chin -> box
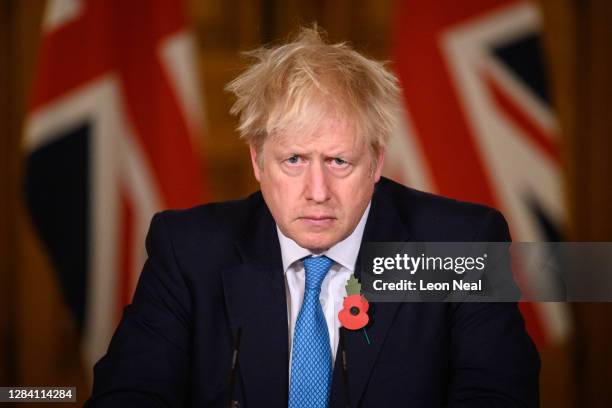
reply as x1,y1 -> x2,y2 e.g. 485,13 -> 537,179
295,234 -> 338,253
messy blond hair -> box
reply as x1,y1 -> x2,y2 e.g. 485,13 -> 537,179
225,26 -> 401,160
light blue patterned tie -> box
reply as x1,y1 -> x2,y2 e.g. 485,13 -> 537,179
289,255 -> 334,408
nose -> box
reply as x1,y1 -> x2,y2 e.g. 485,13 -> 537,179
305,160 -> 331,203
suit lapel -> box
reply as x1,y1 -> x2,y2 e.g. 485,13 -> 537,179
221,198 -> 289,406
330,179 -> 411,407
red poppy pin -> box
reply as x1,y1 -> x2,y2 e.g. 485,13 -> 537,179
339,276 -> 370,333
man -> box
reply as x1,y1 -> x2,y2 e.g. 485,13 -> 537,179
88,27 -> 539,407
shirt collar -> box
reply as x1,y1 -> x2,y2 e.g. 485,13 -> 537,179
276,202 -> 371,274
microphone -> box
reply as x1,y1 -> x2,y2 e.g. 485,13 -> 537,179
228,327 -> 242,408
339,328 -> 351,408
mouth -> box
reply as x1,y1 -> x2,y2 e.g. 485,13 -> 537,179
298,215 -> 336,227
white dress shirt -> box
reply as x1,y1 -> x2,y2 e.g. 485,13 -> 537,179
277,203 -> 371,372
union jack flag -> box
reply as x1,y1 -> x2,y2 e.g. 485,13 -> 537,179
386,0 -> 570,346
24,0 -> 206,370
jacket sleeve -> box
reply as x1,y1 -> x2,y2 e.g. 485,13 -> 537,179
448,209 -> 541,408
86,212 -> 192,407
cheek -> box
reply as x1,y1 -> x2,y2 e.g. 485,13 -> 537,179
261,174 -> 298,217
335,178 -> 374,216
269,176 -> 295,199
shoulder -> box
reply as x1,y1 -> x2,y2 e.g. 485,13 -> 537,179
148,191 -> 266,252
375,177 -> 510,241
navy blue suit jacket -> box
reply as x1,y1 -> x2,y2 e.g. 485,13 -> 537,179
87,177 -> 539,407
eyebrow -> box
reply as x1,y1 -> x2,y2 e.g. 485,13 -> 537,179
272,143 -> 361,159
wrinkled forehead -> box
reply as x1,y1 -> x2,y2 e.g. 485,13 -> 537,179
263,98 -> 372,154
270,113 -> 363,148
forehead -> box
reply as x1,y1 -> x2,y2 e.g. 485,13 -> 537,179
267,114 -> 365,151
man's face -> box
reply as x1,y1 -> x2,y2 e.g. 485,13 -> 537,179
250,115 -> 384,252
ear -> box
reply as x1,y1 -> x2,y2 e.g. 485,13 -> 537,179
249,144 -> 262,182
373,149 -> 385,182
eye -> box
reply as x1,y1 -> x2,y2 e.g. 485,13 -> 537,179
284,155 -> 302,165
280,154 -> 306,176
329,157 -> 350,168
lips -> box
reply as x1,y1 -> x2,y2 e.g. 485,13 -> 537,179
298,215 -> 336,227
298,210 -> 336,219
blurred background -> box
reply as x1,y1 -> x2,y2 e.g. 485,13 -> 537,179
1,0 -> 611,406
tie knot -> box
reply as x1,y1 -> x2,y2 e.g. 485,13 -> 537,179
303,256 -> 333,291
